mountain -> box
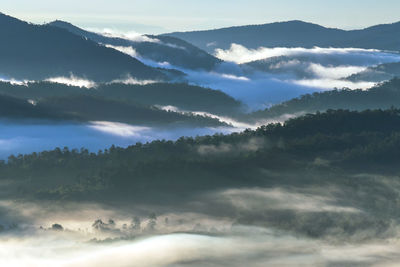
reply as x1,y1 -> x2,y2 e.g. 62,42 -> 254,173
0,13 -> 168,82
48,20 -> 221,70
0,81 -> 243,115
164,20 -> 400,53
245,78 -> 400,121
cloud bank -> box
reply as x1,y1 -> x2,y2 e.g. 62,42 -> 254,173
215,44 -> 400,64
0,120 -> 233,159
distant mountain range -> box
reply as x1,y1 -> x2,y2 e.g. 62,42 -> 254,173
0,13 -> 170,82
164,20 -> 400,53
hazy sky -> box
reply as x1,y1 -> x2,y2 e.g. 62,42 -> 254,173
2,0 -> 400,33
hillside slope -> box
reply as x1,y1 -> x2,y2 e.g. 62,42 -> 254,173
0,13 -> 167,82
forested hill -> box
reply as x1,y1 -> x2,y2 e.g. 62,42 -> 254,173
0,13 -> 168,82
0,81 -> 242,115
0,93 -> 225,127
246,79 -> 400,121
346,62 -> 400,82
2,109 -> 400,204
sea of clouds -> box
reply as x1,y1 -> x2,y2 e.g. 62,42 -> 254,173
106,43 -> 400,110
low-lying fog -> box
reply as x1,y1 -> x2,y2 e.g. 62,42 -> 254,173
110,44 -> 400,110
2,178 -> 400,267
0,120 -> 238,159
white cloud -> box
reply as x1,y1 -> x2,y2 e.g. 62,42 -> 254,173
293,78 -> 376,90
307,63 -> 367,79
104,44 -> 138,57
98,30 -> 185,50
110,75 -> 159,85
45,75 -> 97,88
88,121 -> 151,137
92,28 -> 161,43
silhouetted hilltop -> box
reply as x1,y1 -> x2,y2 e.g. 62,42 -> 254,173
0,81 -> 242,115
246,79 -> 400,121
0,13 -> 168,82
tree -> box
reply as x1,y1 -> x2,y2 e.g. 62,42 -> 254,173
51,224 -> 64,231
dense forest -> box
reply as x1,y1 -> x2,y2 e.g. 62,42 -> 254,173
2,109 -> 400,206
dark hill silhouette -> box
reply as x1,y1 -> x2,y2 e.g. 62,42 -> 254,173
48,20 -> 221,70
38,95 -> 225,126
0,92 -> 225,127
245,78 -> 400,121
164,20 -> 400,53
0,81 -> 242,115
0,13 -> 168,82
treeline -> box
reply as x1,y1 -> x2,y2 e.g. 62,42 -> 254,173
2,109 -> 400,203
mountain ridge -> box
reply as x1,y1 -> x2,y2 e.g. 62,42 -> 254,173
48,20 -> 221,71
164,20 -> 400,53
0,13 -> 169,82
